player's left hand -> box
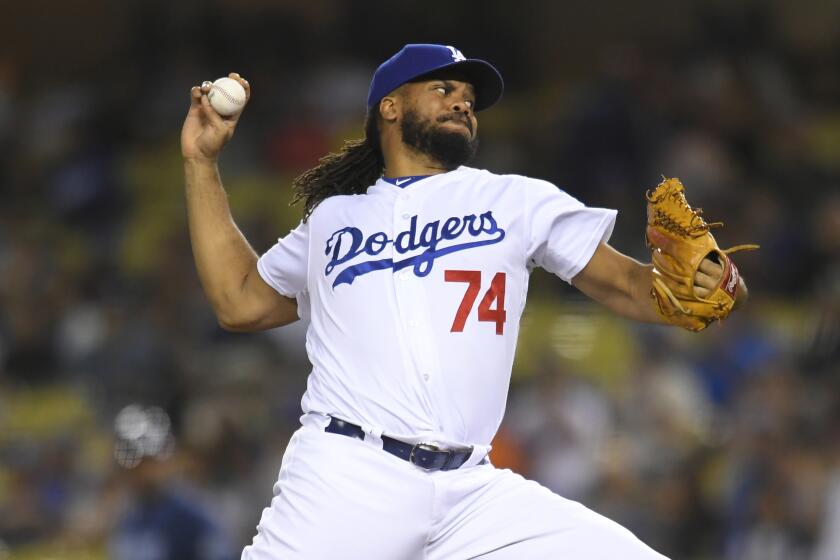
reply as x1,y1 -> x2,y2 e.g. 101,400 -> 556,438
645,177 -> 759,331
693,257 -> 723,299
693,256 -> 750,307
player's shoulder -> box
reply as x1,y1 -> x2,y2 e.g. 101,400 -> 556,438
457,166 -> 564,194
308,191 -> 367,221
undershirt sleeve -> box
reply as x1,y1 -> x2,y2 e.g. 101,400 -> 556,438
257,220 -> 310,298
523,178 -> 617,283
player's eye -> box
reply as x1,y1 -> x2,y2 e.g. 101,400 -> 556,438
465,100 -> 474,109
435,86 -> 447,95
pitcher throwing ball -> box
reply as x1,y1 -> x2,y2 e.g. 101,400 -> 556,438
181,44 -> 752,559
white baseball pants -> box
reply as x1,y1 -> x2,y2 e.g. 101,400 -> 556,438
242,416 -> 669,560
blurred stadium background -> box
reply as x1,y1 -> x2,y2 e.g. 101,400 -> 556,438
1,1 -> 839,558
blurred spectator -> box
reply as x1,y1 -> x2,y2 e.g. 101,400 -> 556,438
108,405 -> 237,560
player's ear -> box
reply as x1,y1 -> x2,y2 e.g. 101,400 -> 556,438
379,95 -> 400,123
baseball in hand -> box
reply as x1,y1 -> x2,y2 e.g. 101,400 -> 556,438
207,77 -> 247,116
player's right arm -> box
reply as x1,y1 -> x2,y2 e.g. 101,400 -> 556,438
181,75 -> 298,331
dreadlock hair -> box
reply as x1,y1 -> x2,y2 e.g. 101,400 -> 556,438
291,111 -> 384,221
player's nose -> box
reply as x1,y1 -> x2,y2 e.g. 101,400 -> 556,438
448,85 -> 475,115
450,97 -> 473,116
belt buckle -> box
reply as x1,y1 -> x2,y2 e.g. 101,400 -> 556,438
409,442 -> 449,471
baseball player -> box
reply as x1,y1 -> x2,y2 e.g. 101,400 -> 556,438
181,44 -> 750,559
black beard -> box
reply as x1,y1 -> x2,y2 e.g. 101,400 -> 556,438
400,108 -> 478,170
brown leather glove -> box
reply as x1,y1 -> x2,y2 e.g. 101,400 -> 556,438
646,177 -> 758,332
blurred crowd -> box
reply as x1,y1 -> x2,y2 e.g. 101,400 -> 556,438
1,1 -> 838,559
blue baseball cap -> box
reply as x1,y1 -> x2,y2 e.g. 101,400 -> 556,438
367,44 -> 504,112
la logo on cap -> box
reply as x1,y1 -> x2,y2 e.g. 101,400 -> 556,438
447,46 -> 467,62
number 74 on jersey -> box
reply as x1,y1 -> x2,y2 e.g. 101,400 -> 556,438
445,270 -> 506,335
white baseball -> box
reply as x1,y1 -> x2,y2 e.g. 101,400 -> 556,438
207,77 -> 247,116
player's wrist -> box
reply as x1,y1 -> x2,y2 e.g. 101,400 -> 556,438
183,154 -> 220,167
733,275 -> 749,309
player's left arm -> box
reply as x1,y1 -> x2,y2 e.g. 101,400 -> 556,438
571,242 -> 749,324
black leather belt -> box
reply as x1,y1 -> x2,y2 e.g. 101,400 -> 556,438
324,416 -> 475,471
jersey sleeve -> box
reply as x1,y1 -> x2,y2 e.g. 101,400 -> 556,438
524,179 -> 617,283
256,220 -> 310,298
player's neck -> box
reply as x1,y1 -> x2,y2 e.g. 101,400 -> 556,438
382,145 -> 451,179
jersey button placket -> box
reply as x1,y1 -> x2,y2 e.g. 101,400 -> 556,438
398,280 -> 427,384
392,192 -> 435,387
391,193 -> 425,384
407,272 -> 437,384
407,272 -> 442,387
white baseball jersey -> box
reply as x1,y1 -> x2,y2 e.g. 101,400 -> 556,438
257,166 -> 616,449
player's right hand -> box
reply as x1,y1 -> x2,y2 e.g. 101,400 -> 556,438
181,72 -> 250,163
